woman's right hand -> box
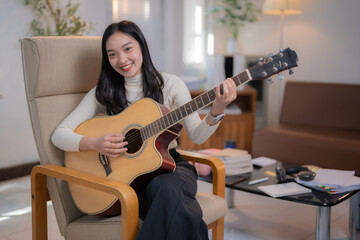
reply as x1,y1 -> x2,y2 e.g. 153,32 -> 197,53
79,133 -> 128,158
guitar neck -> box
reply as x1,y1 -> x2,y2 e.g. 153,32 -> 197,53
140,69 -> 252,140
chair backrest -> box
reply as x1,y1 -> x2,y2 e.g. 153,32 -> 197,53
21,36 -> 102,235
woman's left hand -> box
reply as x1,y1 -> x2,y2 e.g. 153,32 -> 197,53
211,78 -> 237,116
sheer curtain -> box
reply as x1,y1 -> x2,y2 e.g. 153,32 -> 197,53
112,0 -> 164,70
182,0 -> 207,88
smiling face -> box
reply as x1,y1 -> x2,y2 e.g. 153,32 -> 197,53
106,31 -> 143,78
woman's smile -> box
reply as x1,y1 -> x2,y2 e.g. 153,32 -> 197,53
120,63 -> 133,72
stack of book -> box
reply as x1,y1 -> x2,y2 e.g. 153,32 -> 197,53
198,148 -> 253,176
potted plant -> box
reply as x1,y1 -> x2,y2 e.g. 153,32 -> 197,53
24,0 -> 94,36
208,0 -> 260,54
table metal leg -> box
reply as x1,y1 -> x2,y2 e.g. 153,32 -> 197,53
226,189 -> 235,208
349,192 -> 360,240
316,206 -> 331,240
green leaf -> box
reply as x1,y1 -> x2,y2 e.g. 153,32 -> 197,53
207,0 -> 260,39
24,0 -> 94,36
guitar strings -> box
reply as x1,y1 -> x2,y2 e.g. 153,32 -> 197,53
124,131 -> 142,143
121,89 -> 212,145
122,119 -> 167,143
122,100 -> 208,144
124,117 -> 176,143
121,123 -> 164,145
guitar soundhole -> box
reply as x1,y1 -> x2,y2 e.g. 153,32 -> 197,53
125,128 -> 143,154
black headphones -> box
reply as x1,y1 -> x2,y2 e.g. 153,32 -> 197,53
276,166 -> 314,183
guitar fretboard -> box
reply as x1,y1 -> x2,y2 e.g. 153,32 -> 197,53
140,70 -> 252,140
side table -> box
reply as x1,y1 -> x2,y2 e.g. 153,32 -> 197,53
200,163 -> 360,240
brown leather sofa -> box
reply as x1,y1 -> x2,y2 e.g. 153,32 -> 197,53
252,81 -> 360,176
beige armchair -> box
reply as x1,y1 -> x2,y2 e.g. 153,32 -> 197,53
21,36 -> 228,240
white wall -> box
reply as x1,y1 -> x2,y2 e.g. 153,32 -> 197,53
1,0 -> 360,169
0,0 -> 112,169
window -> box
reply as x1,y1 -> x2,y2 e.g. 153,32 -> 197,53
112,0 -> 164,69
112,0 -> 151,23
183,0 -> 218,89
183,0 -> 205,65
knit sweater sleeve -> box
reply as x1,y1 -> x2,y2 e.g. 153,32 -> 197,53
162,73 -> 219,144
51,87 -> 105,152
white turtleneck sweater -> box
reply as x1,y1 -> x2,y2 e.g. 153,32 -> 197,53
51,72 -> 219,152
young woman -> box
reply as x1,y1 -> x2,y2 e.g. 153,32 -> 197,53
52,20 -> 236,240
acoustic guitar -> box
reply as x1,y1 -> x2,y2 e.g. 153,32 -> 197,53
65,48 -> 298,216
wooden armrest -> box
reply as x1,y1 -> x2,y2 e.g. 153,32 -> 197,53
31,164 -> 138,240
177,149 -> 225,199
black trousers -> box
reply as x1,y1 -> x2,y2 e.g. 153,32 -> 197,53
136,149 -> 209,240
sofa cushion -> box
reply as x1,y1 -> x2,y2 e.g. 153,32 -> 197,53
252,124 -> 360,176
280,81 -> 360,131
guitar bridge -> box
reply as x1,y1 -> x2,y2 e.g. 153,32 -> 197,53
98,153 -> 112,176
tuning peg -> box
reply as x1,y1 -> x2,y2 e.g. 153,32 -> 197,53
282,62 -> 288,68
277,73 -> 284,80
258,58 -> 264,66
267,78 -> 274,84
278,48 -> 284,57
289,69 -> 294,75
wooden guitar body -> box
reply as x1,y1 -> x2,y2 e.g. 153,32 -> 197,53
65,98 -> 182,216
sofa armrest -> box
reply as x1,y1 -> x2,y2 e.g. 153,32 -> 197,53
177,149 -> 225,199
31,164 -> 139,240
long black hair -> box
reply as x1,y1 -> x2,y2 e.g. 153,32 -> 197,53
96,20 -> 164,115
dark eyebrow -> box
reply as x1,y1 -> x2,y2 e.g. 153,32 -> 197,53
106,42 -> 132,53
121,42 -> 132,48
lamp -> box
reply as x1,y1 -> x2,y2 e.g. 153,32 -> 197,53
262,0 -> 302,126
262,0 -> 302,47
262,0 -> 302,15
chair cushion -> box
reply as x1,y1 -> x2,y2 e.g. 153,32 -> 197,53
66,214 -> 124,240
196,192 -> 228,224
65,192 -> 227,239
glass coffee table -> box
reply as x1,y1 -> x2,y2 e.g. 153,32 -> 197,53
200,162 -> 360,240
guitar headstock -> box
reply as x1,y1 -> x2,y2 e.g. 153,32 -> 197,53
249,48 -> 298,81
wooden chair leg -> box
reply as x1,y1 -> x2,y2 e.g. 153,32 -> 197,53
31,171 -> 50,240
31,164 -> 139,240
211,218 -> 225,240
